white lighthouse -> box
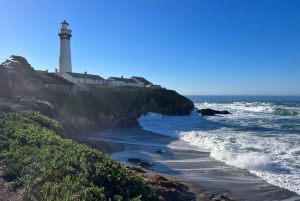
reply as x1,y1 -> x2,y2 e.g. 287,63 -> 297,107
58,20 -> 72,74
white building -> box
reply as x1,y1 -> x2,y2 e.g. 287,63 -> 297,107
61,72 -> 106,85
106,76 -> 138,87
130,76 -> 151,87
145,84 -> 162,89
58,20 -> 72,74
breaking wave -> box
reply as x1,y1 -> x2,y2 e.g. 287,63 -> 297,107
138,96 -> 300,195
273,108 -> 299,116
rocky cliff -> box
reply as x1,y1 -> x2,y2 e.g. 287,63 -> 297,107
38,89 -> 194,130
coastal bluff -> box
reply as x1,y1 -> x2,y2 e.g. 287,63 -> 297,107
0,89 -> 194,200
38,88 -> 194,131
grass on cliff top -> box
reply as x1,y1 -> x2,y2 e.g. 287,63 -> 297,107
0,96 -> 56,119
0,110 -> 158,201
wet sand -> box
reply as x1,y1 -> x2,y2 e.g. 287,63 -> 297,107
73,126 -> 300,201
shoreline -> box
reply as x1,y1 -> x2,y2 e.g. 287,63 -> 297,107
72,125 -> 300,201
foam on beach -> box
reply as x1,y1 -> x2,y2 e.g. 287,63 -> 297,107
138,97 -> 300,195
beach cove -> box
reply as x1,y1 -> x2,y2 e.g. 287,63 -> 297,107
73,125 -> 300,201
1,88 -> 299,200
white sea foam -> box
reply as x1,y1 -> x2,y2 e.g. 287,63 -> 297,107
138,100 -> 300,195
210,150 -> 273,170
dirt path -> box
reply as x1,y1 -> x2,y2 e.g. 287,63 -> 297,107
0,165 -> 21,201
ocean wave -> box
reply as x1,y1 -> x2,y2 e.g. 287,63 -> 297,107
196,101 -> 300,119
138,111 -> 300,195
195,102 -> 275,114
210,150 -> 274,171
273,108 -> 299,116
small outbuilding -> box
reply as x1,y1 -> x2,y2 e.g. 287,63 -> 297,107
106,76 -> 138,87
130,76 -> 151,87
145,84 -> 161,89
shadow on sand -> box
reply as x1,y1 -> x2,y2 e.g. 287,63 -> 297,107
73,123 -> 300,201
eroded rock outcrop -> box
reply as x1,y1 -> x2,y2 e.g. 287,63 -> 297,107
91,95 -> 194,126
40,89 -> 194,129
94,102 -> 193,126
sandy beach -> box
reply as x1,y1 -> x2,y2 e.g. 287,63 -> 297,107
73,126 -> 300,201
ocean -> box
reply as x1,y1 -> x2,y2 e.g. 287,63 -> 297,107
138,96 -> 300,195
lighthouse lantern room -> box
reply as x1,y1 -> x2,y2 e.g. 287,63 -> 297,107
58,20 -> 72,74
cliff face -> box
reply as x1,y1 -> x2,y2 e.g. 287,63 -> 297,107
96,97 -> 193,126
38,89 -> 194,130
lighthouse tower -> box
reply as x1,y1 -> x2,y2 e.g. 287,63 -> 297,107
58,20 -> 72,74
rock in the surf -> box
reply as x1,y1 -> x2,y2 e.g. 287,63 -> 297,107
197,108 -> 230,116
217,194 -> 231,201
156,149 -> 166,154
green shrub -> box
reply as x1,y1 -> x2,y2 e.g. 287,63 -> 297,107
0,111 -> 158,201
6,96 -> 57,118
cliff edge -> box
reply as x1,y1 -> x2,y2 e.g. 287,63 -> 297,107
37,89 -> 194,131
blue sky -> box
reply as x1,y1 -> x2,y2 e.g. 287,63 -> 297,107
1,0 -> 299,95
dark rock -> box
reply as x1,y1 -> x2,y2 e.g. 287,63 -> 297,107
127,165 -> 147,173
207,193 -> 214,199
216,194 -> 231,201
197,108 -> 231,116
177,105 -> 192,116
139,160 -> 151,167
156,149 -> 163,154
201,192 -> 215,199
127,158 -> 141,163
156,149 -> 166,154
138,162 -> 149,169
220,110 -> 230,114
95,97 -> 194,126
197,109 -> 214,116
128,158 -> 152,168
169,104 -> 192,116
152,185 -> 195,201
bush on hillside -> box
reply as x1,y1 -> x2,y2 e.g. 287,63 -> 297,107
20,98 -> 56,118
0,111 -> 158,201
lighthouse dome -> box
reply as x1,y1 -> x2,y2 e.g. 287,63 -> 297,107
61,20 -> 70,30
